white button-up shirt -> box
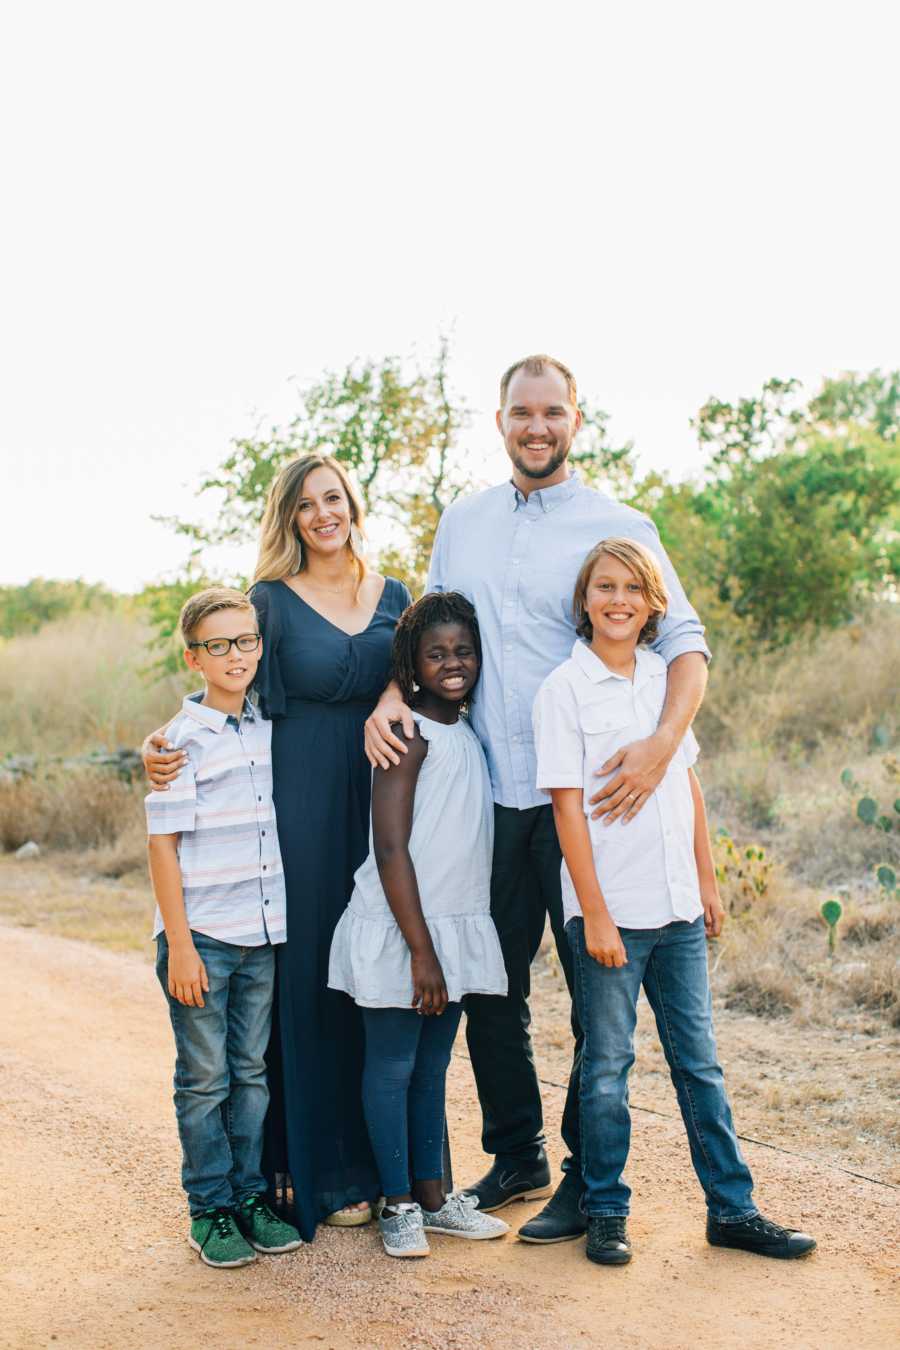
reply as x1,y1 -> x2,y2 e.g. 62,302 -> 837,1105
427,474 -> 709,809
532,641 -> 703,929
145,695 -> 286,947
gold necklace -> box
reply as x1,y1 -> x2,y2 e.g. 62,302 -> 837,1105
303,575 -> 355,597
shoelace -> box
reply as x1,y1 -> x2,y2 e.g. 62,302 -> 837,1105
240,1194 -> 274,1226
442,1191 -> 480,1221
384,1204 -> 422,1233
199,1207 -> 238,1253
746,1217 -> 787,1238
594,1216 -> 627,1241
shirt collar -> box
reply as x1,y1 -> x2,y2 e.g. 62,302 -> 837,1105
509,471 -> 582,513
182,692 -> 257,733
570,639 -> 657,692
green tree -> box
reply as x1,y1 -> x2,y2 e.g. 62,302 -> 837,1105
0,578 -> 116,639
158,340 -> 470,595
685,371 -> 900,646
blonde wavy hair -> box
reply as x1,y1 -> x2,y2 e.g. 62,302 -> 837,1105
572,537 -> 668,645
252,455 -> 367,587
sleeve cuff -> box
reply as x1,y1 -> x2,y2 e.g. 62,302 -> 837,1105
656,635 -> 712,665
535,775 -> 584,791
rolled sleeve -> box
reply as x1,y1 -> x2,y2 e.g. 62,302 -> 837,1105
533,673 -> 585,794
426,512 -> 448,593
630,516 -> 711,665
145,757 -> 197,836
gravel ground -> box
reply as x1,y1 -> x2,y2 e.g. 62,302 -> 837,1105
1,924 -> 898,1350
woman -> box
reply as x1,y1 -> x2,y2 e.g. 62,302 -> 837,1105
250,455 -> 412,1239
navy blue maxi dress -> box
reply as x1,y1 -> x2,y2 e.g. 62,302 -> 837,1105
251,575 -> 412,1241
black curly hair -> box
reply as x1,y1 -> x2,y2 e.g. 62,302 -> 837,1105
391,591 -> 482,707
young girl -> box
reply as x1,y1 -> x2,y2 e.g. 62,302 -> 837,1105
328,592 -> 510,1258
532,538 -> 816,1266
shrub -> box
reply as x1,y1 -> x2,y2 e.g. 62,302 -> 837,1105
0,772 -> 144,852
713,830 -> 772,915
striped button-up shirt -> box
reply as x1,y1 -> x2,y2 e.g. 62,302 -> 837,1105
427,473 -> 709,810
145,695 -> 286,946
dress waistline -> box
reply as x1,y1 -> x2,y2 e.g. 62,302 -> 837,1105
282,697 -> 374,718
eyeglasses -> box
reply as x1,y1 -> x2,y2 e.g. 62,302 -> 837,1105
189,633 -> 261,657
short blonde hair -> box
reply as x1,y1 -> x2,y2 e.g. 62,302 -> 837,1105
252,454 -> 367,588
180,587 -> 257,647
499,354 -> 578,408
572,538 -> 668,646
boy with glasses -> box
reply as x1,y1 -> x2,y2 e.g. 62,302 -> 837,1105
146,587 -> 301,1267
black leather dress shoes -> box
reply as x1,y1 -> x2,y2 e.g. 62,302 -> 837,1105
518,1169 -> 588,1243
461,1155 -> 553,1213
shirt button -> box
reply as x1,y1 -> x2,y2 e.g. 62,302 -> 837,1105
258,796 -> 262,802
261,830 -> 266,837
262,864 -> 267,870
264,899 -> 269,906
250,760 -> 255,766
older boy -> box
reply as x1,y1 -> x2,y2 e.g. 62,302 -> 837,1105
533,539 -> 815,1264
147,586 -> 301,1267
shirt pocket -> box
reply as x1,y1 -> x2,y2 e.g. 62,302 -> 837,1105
578,698 -> 637,787
523,562 -> 579,626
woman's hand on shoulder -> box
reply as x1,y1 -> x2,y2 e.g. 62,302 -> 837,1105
365,686 -> 416,769
142,726 -> 187,791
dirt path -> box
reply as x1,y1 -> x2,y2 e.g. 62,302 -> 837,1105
1,925 -> 897,1350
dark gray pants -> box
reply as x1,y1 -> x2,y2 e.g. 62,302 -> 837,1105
464,802 -> 582,1177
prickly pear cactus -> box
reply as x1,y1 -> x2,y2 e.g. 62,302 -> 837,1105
713,829 -> 772,916
876,864 -> 897,897
820,898 -> 843,954
857,796 -> 878,825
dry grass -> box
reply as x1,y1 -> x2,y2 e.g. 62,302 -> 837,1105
0,772 -> 146,855
0,855 -> 152,954
698,603 -> 900,755
698,603 -> 900,891
0,609 -> 189,758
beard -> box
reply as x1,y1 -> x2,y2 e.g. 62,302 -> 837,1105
508,438 -> 571,481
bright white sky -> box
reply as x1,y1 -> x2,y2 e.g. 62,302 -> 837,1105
2,1 -> 898,591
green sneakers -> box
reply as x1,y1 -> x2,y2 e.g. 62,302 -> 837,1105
189,1208 -> 257,1268
235,1193 -> 304,1253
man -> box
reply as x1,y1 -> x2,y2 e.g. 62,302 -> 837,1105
364,355 -> 709,1243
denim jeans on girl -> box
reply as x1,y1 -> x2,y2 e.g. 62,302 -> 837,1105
568,915 -> 756,1221
361,1003 -> 463,1197
156,931 -> 275,1215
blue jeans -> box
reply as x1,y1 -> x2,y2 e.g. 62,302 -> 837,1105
568,916 -> 756,1221
361,1004 -> 463,1198
156,932 -> 275,1215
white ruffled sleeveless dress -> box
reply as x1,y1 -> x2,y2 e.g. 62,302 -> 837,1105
328,711 -> 508,1008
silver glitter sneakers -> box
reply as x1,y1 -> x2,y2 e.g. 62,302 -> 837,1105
421,1191 -> 510,1240
378,1202 -> 430,1258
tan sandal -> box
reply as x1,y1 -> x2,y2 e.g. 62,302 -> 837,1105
323,1203 -> 373,1228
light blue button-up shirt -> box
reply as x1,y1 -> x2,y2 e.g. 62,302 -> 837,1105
426,473 -> 709,810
